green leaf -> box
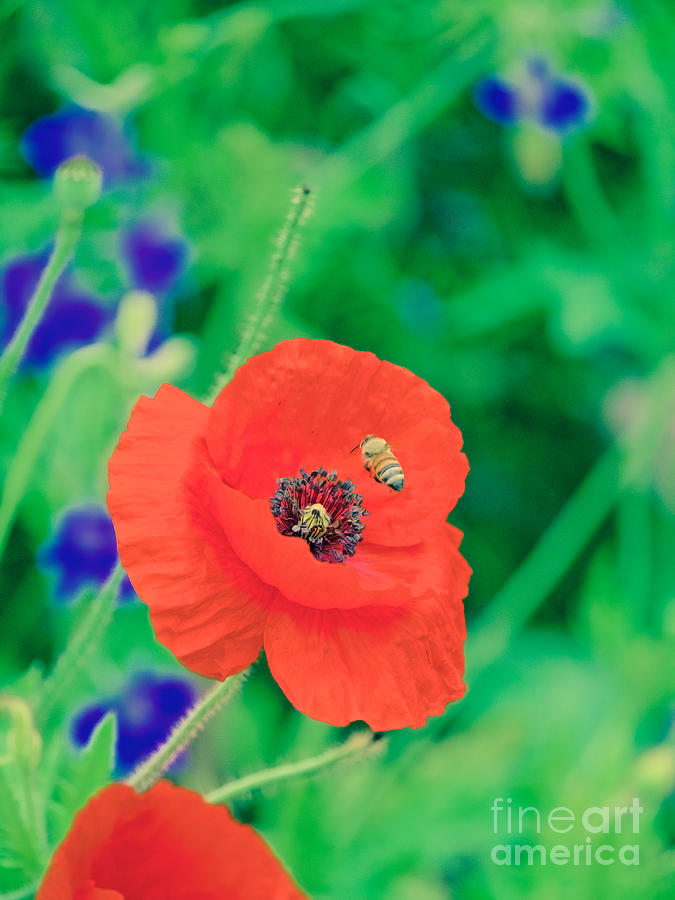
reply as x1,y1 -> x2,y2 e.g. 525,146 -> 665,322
0,765 -> 45,881
0,695 -> 47,883
3,667 -> 43,705
49,712 -> 117,846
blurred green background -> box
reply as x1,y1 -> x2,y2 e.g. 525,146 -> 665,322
1,0 -> 674,897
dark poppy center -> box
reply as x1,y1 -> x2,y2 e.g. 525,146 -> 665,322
270,468 -> 368,563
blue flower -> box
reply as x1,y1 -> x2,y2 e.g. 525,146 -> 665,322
122,220 -> 188,297
115,220 -> 190,356
475,59 -> 590,133
21,106 -> 147,184
39,505 -> 135,603
475,77 -> 519,126
1,252 -> 111,367
71,671 -> 196,774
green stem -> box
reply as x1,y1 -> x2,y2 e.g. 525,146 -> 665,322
468,449 -> 620,674
36,563 -> 124,726
248,185 -> 312,356
617,488 -> 652,627
0,209 -> 83,408
206,731 -> 379,805
562,138 -> 624,250
316,28 -> 490,191
0,344 -> 115,564
208,185 -> 312,401
126,672 -> 248,793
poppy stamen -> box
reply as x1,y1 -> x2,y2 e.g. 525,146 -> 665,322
270,468 -> 367,563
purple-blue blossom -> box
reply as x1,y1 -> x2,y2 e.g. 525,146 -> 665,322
122,221 -> 188,297
1,252 -> 111,367
118,219 -> 189,353
71,671 -> 196,774
1,222 -> 188,369
475,59 -> 590,133
21,106 -> 147,184
39,505 -> 135,602
12,109 -> 188,369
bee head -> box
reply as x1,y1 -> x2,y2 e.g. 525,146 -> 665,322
361,435 -> 388,455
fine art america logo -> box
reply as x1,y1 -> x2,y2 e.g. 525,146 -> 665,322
490,797 -> 643,866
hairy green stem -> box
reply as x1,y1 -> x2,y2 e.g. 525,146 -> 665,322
206,731 -> 380,805
247,185 -> 312,358
208,185 -> 312,401
36,563 -> 125,726
0,344 -> 115,564
126,672 -> 248,793
0,210 -> 83,408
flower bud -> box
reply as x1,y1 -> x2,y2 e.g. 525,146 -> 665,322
135,336 -> 197,380
511,123 -> 561,186
115,290 -> 158,357
0,696 -> 41,769
53,155 -> 103,211
634,745 -> 675,794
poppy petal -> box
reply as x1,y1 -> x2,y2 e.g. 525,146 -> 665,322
206,339 -> 468,546
264,525 -> 471,729
107,384 -> 271,680
78,886 -> 125,899
37,782 -> 306,898
213,480 -> 455,610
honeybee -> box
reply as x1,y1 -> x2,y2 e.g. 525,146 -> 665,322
353,434 -> 405,491
292,503 -> 331,541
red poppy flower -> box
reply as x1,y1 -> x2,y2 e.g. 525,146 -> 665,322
36,781 -> 305,898
108,339 -> 470,730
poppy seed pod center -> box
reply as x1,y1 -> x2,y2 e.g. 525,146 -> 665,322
270,468 -> 368,563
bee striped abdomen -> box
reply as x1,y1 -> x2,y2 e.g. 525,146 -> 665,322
372,457 -> 404,491
358,435 -> 405,491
